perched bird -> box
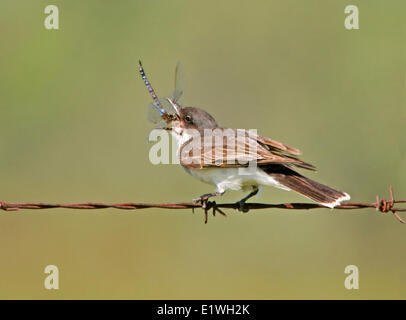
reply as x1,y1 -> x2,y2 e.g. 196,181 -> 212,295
139,61 -> 350,212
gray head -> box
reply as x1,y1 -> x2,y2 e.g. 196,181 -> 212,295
167,98 -> 219,132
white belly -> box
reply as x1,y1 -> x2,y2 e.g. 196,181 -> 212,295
183,166 -> 290,194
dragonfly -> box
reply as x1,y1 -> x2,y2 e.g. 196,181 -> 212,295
138,60 -> 184,127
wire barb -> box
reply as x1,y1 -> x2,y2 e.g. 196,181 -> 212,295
0,186 -> 404,224
375,186 -> 405,224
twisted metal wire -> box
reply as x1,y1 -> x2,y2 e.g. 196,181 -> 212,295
1,186 -> 405,224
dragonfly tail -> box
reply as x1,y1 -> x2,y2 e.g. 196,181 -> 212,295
138,61 -> 166,116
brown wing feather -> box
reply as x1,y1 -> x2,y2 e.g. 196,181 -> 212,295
179,129 -> 314,170
254,134 -> 302,155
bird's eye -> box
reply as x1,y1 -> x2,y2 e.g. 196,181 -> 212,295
184,115 -> 192,123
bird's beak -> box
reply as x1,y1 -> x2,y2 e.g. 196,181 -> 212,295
166,97 -> 180,117
161,97 -> 181,131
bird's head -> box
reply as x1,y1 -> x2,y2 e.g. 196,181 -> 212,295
165,98 -> 219,136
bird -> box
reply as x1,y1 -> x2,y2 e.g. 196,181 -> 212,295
139,61 -> 350,212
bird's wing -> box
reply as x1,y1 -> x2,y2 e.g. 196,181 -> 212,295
179,129 -> 315,170
254,134 -> 301,155
253,132 -> 315,170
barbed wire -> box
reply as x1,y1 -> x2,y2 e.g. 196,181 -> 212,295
0,186 -> 405,224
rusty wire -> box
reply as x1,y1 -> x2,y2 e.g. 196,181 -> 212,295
0,186 -> 405,224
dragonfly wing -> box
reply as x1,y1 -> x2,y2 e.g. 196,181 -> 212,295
160,97 -> 177,114
145,61 -> 185,124
172,61 -> 185,104
147,102 -> 164,124
147,99 -> 177,124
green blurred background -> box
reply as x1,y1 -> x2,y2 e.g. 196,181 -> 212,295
0,0 -> 405,299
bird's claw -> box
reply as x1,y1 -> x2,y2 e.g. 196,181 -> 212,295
193,194 -> 213,208
193,196 -> 227,224
236,200 -> 250,213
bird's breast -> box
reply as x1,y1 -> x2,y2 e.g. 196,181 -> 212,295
183,166 -> 289,193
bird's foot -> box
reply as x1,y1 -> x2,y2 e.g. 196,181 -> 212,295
193,193 -> 217,209
236,200 -> 250,213
235,187 -> 258,213
193,193 -> 226,224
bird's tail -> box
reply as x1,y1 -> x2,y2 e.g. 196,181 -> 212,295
266,166 -> 350,208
